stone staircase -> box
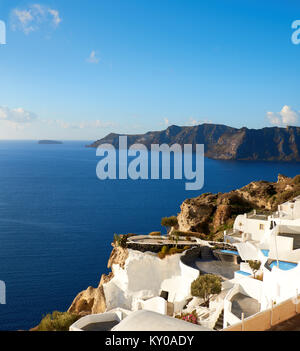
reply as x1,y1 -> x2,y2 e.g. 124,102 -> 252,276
214,310 -> 224,330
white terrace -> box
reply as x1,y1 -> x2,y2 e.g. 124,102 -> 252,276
222,196 -> 300,328
70,196 -> 300,332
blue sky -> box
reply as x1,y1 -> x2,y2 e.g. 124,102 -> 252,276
0,0 -> 300,140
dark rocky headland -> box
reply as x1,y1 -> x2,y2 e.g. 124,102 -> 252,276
38,140 -> 63,144
88,123 -> 300,162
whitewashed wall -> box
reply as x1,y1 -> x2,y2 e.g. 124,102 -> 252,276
103,249 -> 199,312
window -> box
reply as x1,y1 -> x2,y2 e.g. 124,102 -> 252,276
259,224 -> 264,230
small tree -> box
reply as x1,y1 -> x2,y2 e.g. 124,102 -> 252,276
114,234 -> 128,248
161,216 -> 178,234
248,260 -> 261,279
191,274 -> 222,307
174,231 -> 179,248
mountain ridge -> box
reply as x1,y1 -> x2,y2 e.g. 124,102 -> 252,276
87,123 -> 300,161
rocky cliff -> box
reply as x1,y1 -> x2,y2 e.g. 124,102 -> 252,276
67,174 -> 300,317
88,124 -> 300,161
68,245 -> 128,316
177,174 -> 300,239
68,244 -> 197,317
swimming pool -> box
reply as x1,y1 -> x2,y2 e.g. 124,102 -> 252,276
236,270 -> 251,277
270,261 -> 298,271
261,249 -> 270,257
220,249 -> 239,256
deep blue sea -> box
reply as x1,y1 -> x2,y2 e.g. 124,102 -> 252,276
0,140 -> 299,330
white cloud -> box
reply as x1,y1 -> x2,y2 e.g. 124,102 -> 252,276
267,105 -> 300,127
11,4 -> 62,34
0,106 -> 37,123
53,119 -> 116,130
87,51 -> 100,64
187,117 -> 213,126
48,9 -> 62,26
0,106 -> 116,132
163,118 -> 170,127
0,106 -> 37,130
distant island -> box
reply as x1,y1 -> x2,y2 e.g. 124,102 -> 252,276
38,140 -> 63,145
87,123 -> 300,162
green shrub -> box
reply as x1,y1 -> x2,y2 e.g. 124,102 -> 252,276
248,260 -> 261,278
191,274 -> 222,306
161,216 -> 178,233
172,230 -> 207,240
161,245 -> 169,254
158,245 -> 187,258
149,231 -> 161,236
168,247 -> 179,255
157,245 -> 169,259
114,234 -> 128,248
168,247 -> 185,255
36,311 -> 80,331
157,252 -> 166,259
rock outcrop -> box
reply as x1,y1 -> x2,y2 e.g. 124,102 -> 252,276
107,245 -> 129,269
68,284 -> 106,316
213,204 -> 231,230
68,245 -> 199,317
67,173 -> 300,319
177,174 -> 300,238
68,245 -> 128,316
88,124 -> 300,162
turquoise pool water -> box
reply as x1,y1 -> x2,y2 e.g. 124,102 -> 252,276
236,270 -> 251,276
261,249 -> 270,257
270,261 -> 298,271
220,249 -> 239,256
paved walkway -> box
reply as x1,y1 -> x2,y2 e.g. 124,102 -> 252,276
127,235 -> 197,246
193,259 -> 240,280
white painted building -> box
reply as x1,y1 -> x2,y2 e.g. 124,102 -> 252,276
223,195 -> 300,328
70,196 -> 300,331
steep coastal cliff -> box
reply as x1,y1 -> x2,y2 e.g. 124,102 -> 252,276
68,245 -> 197,316
178,174 -> 300,239
88,124 -> 300,161
67,174 -> 300,317
68,245 -> 128,316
